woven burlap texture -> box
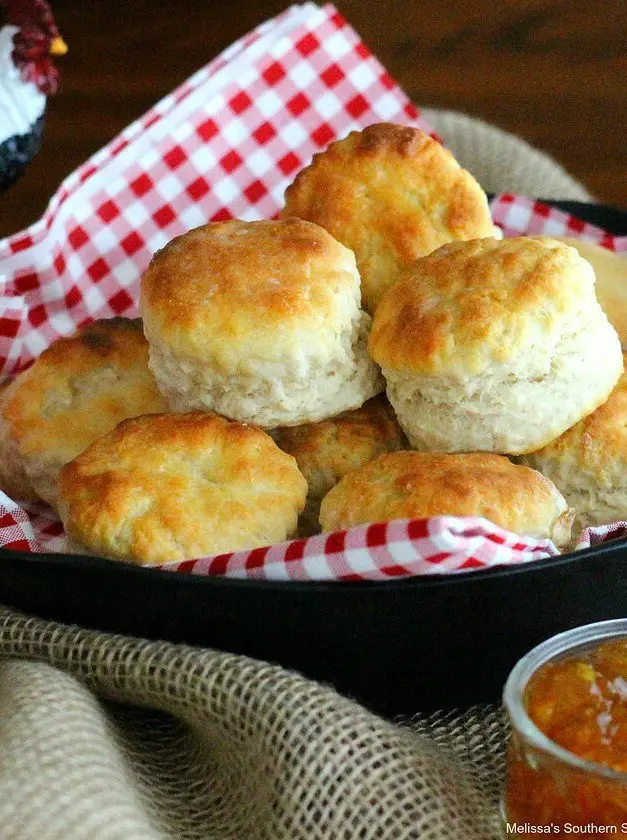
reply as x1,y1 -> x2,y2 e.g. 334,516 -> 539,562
0,111 -> 593,839
0,608 -> 509,840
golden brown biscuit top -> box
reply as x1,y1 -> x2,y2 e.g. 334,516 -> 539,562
369,237 -> 597,376
521,357 -> 627,488
319,451 -> 568,538
540,236 -> 627,348
59,412 -> 308,564
272,396 -> 406,500
139,218 -> 361,365
2,318 -> 166,463
281,123 -> 494,313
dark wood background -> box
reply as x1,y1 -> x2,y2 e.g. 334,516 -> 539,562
1,0 -> 625,238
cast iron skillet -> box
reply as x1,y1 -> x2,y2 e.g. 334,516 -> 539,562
0,199 -> 625,718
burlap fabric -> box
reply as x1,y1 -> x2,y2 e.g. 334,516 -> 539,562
0,113 -> 594,839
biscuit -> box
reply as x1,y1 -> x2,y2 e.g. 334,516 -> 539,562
0,318 -> 167,507
369,237 -> 623,454
518,357 -> 627,533
319,451 -> 573,549
272,396 -> 406,535
140,218 -> 383,428
538,236 -> 627,348
281,123 -> 495,312
58,412 -> 308,565
0,383 -> 37,502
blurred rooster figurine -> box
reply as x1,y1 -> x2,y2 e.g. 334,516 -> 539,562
0,0 -> 66,191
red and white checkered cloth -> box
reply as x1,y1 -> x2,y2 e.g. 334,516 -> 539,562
0,2 -> 625,580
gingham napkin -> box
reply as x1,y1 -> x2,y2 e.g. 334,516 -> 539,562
0,2 -> 625,580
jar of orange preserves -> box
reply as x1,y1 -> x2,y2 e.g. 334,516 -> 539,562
503,620 -> 627,838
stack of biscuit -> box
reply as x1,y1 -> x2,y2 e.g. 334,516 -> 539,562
2,123 -> 624,566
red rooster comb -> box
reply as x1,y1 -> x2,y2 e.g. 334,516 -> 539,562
2,0 -> 67,95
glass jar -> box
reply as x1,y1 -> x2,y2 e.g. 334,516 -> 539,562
502,619 -> 627,838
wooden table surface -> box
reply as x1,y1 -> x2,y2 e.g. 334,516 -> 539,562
1,0 -> 625,238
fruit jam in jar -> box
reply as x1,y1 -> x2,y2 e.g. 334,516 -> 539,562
503,620 -> 627,838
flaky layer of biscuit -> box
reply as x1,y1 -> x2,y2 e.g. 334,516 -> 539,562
319,451 -> 573,548
148,310 -> 383,427
384,305 -> 623,455
58,412 -> 307,565
518,356 -> 627,529
282,123 -> 494,312
0,318 -> 167,507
